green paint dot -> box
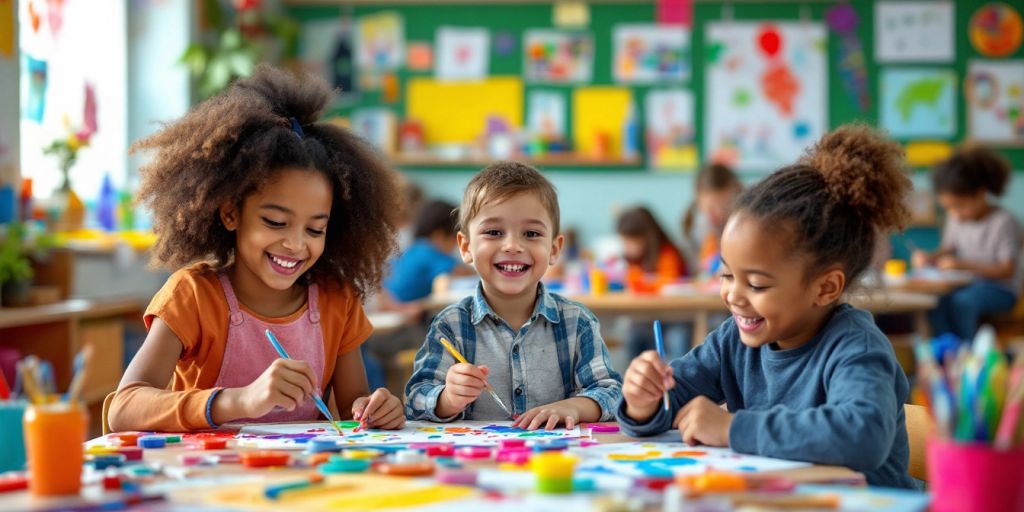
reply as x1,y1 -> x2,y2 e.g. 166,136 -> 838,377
733,89 -> 751,107
164,435 -> 181,443
337,421 -> 361,429
706,42 -> 725,63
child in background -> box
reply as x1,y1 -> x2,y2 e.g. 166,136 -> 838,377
682,163 -> 742,275
617,206 -> 688,289
108,65 -> 405,432
618,206 -> 689,358
382,199 -> 462,305
912,146 -> 1022,340
405,162 -> 621,429
618,125 -> 917,489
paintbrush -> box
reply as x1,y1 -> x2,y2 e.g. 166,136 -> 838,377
264,329 -> 344,435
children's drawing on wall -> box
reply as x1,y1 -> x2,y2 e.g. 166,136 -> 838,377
966,60 -> 1024,144
645,89 -> 696,170
355,11 -> 404,90
300,18 -> 355,100
880,68 -> 957,140
969,2 -> 1023,58
614,23 -> 688,83
613,24 -> 689,84
875,1 -> 954,63
704,22 -> 826,171
524,30 -> 593,84
435,26 -> 489,81
351,108 -> 397,154
527,90 -> 567,142
826,3 -> 871,113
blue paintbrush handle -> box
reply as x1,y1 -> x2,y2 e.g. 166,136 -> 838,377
264,329 -> 336,423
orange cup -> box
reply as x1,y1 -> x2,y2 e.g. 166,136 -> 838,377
23,401 -> 86,496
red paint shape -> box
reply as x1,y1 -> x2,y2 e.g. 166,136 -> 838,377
758,27 -> 781,57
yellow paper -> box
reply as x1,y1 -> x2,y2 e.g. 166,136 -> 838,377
572,87 -> 632,158
905,141 -> 953,167
407,77 -> 523,145
554,1 -> 589,27
0,0 -> 13,58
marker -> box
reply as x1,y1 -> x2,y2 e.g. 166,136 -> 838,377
264,329 -> 343,436
995,360 -> 1024,450
653,320 -> 670,413
438,337 -> 513,417
0,366 -> 9,400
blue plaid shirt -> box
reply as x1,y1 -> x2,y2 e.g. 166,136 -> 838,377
405,283 -> 622,422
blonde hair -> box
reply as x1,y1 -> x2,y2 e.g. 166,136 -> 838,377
458,161 -> 560,237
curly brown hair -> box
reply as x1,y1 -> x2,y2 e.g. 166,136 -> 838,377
734,124 -> 911,283
932,144 -> 1011,197
132,64 -> 399,297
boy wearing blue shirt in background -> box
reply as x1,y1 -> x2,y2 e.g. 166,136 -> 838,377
405,162 -> 622,430
383,200 -> 461,304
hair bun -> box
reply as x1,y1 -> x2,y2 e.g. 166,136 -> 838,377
800,124 -> 912,232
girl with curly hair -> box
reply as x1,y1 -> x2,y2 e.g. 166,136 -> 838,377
617,125 -> 918,489
108,65 -> 405,432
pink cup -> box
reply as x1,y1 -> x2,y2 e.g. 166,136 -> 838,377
926,437 -> 1024,512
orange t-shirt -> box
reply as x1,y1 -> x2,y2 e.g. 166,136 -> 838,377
108,264 -> 372,432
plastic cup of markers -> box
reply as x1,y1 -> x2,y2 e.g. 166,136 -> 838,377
23,401 -> 87,496
926,437 -> 1024,512
0,400 -> 28,472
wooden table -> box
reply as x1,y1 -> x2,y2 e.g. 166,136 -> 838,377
427,287 -> 939,343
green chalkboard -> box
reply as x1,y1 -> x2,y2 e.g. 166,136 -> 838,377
288,1 -> 1024,170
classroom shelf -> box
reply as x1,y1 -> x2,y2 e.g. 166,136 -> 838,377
390,152 -> 642,169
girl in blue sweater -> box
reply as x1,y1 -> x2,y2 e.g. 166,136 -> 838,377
617,125 -> 916,489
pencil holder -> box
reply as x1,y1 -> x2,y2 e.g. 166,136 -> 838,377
23,401 -> 87,496
0,400 -> 28,472
926,437 -> 1024,512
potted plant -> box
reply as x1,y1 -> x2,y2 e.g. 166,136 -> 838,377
0,223 -> 34,307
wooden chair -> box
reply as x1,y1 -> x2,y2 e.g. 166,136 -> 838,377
904,403 -> 936,482
101,391 -> 115,435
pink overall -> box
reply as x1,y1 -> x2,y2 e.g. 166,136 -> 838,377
213,273 -> 326,423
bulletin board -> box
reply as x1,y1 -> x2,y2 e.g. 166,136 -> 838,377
287,1 -> 1024,171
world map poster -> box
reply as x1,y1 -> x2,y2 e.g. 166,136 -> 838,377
704,22 -> 827,171
880,68 -> 957,139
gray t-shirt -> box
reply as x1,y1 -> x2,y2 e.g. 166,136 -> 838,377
617,304 -> 916,489
941,207 -> 1022,293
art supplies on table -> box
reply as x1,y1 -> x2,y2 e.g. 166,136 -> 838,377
913,326 -> 1024,512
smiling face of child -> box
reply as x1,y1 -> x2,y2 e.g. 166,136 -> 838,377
718,212 -> 843,350
220,167 -> 333,304
458,191 -> 563,305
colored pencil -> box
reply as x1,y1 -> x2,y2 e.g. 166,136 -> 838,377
263,329 -> 344,435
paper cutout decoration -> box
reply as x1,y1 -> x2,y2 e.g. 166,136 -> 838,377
826,3 -> 871,113
969,3 -> 1023,58
553,1 -> 589,28
406,77 -> 523,145
613,24 -> 689,84
645,89 -> 697,170
704,22 -> 827,171
355,11 -> 404,89
25,55 -> 47,123
965,59 -> 1024,144
407,42 -> 433,71
435,27 -> 489,81
880,68 -> 957,139
524,30 -> 593,84
236,420 -> 583,449
875,1 -> 954,63
657,0 -> 692,27
528,90 -> 567,140
905,141 -> 954,168
572,87 -> 631,158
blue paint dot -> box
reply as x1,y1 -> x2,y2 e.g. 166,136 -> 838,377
794,121 -> 810,138
738,465 -> 757,472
